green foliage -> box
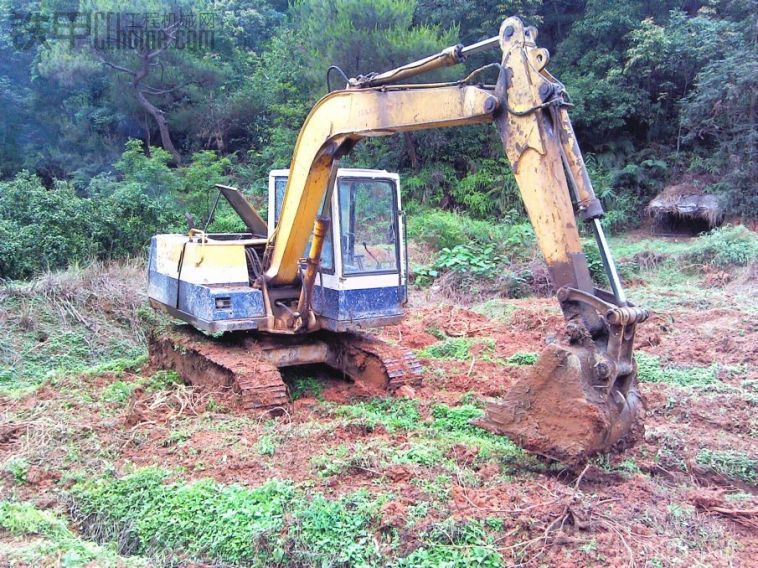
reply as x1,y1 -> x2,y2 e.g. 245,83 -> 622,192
0,0 -> 754,274
418,338 -> 473,361
396,519 -> 503,567
333,398 -> 422,432
3,456 -> 30,484
145,370 -> 182,392
70,468 -> 386,565
430,404 -> 484,435
290,491 -> 383,566
635,352 -> 718,388
392,443 -> 446,467
681,45 -> 757,217
256,434 -> 278,457
684,225 -> 758,267
284,370 -> 324,401
406,210 -> 505,250
415,244 -> 504,284
696,449 -> 757,485
0,172 -> 100,279
0,501 -> 147,567
71,468 -> 294,562
429,404 -> 527,463
505,352 -> 538,366
102,381 -> 139,404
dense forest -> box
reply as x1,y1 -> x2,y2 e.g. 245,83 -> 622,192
0,0 -> 755,279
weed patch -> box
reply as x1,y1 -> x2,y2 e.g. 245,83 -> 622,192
0,501 -> 146,567
696,449 -> 757,485
430,404 -> 530,464
684,225 -> 758,267
396,519 -> 503,567
288,491 -> 383,566
102,380 -> 139,403
635,352 -> 719,387
284,370 -> 324,401
69,468 -> 390,565
70,468 -> 294,562
332,398 -> 422,432
3,456 -> 30,484
419,338 -> 472,360
472,299 -> 518,322
505,351 -> 538,366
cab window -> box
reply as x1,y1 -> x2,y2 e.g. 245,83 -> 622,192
338,179 -> 398,275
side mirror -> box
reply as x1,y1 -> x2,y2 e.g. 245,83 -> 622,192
185,212 -> 195,231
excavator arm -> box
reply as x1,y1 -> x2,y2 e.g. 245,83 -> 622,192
265,16 -> 649,461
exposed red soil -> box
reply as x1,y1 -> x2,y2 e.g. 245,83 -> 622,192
2,294 -> 756,566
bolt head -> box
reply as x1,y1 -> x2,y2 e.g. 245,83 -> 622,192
504,25 -> 514,38
596,362 -> 611,379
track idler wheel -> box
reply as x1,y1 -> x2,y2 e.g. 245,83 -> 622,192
476,342 -> 644,463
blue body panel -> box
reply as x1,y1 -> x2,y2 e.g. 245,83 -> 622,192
149,268 -> 266,322
147,239 -> 265,324
148,238 -> 402,328
312,285 -> 404,322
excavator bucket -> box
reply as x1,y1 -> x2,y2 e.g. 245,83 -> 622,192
477,340 -> 644,463
476,285 -> 649,463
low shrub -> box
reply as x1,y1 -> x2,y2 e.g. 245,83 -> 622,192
685,225 -> 758,267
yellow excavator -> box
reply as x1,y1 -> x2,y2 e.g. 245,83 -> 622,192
148,16 -> 648,462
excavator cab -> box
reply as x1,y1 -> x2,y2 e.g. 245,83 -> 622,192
269,169 -> 408,331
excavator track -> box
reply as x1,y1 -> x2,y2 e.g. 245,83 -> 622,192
148,325 -> 423,411
149,326 -> 289,410
330,333 -> 424,393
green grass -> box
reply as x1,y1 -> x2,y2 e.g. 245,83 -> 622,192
607,235 -> 694,258
0,501 -> 148,567
3,456 -> 30,484
331,398 -> 422,432
102,380 -> 139,403
310,443 -> 377,477
505,352 -> 538,366
68,468 -> 399,566
635,352 -> 719,387
283,370 -> 324,401
472,299 -> 518,322
684,225 -> 758,267
418,337 -> 473,360
696,449 -> 757,485
428,404 -> 537,467
396,519 -> 503,568
71,468 -> 295,563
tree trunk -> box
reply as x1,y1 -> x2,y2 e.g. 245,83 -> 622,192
403,132 -> 419,171
135,88 -> 181,164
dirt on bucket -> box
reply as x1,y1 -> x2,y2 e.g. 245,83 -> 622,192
476,341 -> 645,463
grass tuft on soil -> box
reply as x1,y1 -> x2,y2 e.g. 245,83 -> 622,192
418,337 -> 473,360
635,352 -> 719,387
695,449 -> 757,486
397,519 -> 503,567
331,398 -> 422,431
0,260 -> 148,397
0,501 -> 147,567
